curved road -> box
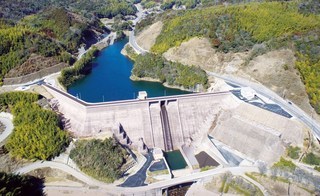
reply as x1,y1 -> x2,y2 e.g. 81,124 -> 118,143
0,113 -> 13,143
128,22 -> 320,140
17,161 -> 261,194
207,72 -> 320,141
11,5 -> 318,195
129,4 -> 148,54
14,161 -> 118,190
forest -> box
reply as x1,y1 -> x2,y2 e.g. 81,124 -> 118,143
70,138 -> 128,183
132,53 -> 208,91
148,1 -> 320,113
0,0 -> 137,85
0,92 -> 70,160
0,7 -> 105,85
59,47 -> 99,88
151,1 -> 320,54
0,172 -> 44,195
140,0 -> 289,9
0,0 -> 137,22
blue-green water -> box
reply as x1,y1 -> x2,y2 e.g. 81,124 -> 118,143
164,150 -> 188,170
68,38 -> 189,102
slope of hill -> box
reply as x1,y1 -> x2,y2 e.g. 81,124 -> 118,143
0,0 -> 140,85
137,1 -> 320,114
0,0 -> 137,22
0,7 -> 107,85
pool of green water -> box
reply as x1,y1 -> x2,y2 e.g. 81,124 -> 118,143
164,150 -> 187,170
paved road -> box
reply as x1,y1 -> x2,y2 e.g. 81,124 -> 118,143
207,72 -> 320,141
129,31 -> 148,54
129,4 -> 148,54
14,161 -> 112,188
40,165 -> 260,195
119,152 -> 153,187
128,17 -> 320,141
19,160 -> 260,194
0,113 -> 14,143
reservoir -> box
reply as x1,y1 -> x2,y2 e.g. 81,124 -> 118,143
68,38 -> 189,102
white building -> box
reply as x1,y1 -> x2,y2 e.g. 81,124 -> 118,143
240,87 -> 256,100
153,148 -> 163,160
137,91 -> 147,100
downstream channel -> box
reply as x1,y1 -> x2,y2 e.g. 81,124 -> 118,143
68,38 -> 190,102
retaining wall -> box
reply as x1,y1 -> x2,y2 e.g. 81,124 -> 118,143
3,63 -> 68,85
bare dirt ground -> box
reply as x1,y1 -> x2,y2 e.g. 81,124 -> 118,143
203,173 -> 262,195
28,167 -> 86,187
136,21 -> 163,51
162,37 -> 319,119
247,173 -> 315,195
45,188 -> 111,196
0,153 -> 31,173
5,54 -> 66,78
244,49 -> 313,116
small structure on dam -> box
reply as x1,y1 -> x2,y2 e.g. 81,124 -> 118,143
44,84 -> 309,165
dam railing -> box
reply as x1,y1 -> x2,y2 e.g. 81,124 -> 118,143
43,83 -> 230,108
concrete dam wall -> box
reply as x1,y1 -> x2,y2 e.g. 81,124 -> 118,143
44,84 -> 308,164
44,84 -> 236,150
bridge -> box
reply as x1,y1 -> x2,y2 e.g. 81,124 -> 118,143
43,84 -> 235,151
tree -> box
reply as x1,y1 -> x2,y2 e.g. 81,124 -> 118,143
5,101 -> 70,160
0,172 -> 44,195
70,138 -> 128,183
1,92 -> 70,160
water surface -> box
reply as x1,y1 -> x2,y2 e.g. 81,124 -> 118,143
164,150 -> 188,170
68,38 -> 189,102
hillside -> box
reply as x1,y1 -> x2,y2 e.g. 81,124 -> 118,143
136,1 -> 320,114
0,0 -> 137,22
0,7 -> 107,85
0,0 -> 141,85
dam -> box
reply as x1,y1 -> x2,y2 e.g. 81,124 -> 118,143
44,83 -> 308,165
44,84 -> 236,151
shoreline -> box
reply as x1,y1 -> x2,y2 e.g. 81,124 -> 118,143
129,75 -> 194,92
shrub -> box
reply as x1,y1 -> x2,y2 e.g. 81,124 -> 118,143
132,53 -> 208,91
303,153 -> 320,166
287,146 -> 300,159
0,91 -> 39,112
59,47 -> 99,88
70,138 -> 128,183
6,102 -> 70,160
273,157 -> 296,171
1,92 -> 69,160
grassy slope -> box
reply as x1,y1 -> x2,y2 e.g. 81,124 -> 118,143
150,1 -> 320,113
152,2 -> 320,54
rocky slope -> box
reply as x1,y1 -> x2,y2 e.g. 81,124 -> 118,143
136,19 -> 319,118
